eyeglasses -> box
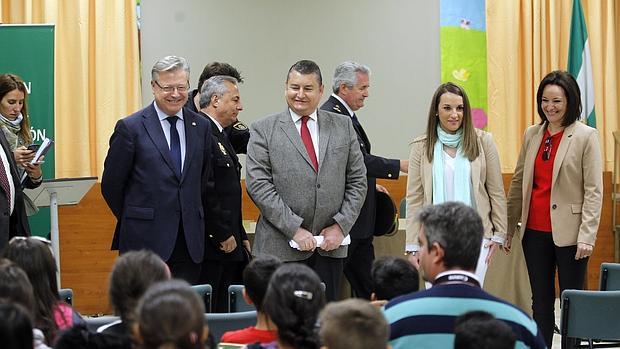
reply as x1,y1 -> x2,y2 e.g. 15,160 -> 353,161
9,235 -> 51,245
542,136 -> 552,161
154,80 -> 189,93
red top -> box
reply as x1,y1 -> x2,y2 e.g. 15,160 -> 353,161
526,129 -> 564,232
220,326 -> 278,345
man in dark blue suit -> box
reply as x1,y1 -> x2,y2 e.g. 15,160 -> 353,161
321,61 -> 408,299
102,56 -> 212,284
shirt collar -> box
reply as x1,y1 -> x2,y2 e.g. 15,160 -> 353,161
205,113 -> 224,133
331,93 -> 354,117
153,101 -> 184,121
289,108 -> 318,123
434,270 -> 480,284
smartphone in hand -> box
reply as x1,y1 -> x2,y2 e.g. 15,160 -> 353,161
27,144 -> 40,152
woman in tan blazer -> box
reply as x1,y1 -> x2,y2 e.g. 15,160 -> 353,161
507,70 -> 603,347
406,82 -> 507,285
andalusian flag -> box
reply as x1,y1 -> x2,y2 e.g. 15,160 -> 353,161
568,0 -> 596,127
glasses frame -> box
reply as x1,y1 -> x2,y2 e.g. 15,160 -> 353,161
542,136 -> 552,161
153,80 -> 189,94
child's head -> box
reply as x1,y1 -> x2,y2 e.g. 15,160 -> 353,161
109,250 -> 170,323
134,280 -> 207,349
262,263 -> 325,349
242,255 -> 282,311
0,303 -> 34,349
319,298 -> 390,349
454,311 -> 516,349
371,256 -> 419,301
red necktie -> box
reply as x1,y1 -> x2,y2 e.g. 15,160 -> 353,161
300,116 -> 318,171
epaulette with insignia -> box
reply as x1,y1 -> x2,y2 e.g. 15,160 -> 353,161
232,121 -> 248,131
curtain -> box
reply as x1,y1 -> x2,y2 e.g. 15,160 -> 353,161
1,0 -> 141,177
487,0 -> 619,171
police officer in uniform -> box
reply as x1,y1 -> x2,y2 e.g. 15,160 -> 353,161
321,61 -> 408,299
198,75 -> 250,312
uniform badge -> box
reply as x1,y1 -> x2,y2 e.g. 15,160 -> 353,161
232,121 -> 248,131
218,142 -> 227,155
333,105 -> 342,113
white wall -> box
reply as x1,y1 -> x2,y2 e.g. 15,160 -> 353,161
140,0 -> 440,165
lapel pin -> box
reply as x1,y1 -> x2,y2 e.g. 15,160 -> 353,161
192,122 -> 197,126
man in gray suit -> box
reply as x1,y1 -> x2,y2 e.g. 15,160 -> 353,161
245,60 -> 367,301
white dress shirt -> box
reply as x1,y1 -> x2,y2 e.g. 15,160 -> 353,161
154,102 -> 187,171
289,108 -> 319,163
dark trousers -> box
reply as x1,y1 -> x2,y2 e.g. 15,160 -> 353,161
167,224 -> 202,285
343,237 -> 374,300
200,259 -> 245,312
522,228 -> 589,348
298,253 -> 343,302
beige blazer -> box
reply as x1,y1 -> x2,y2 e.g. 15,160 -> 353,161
405,129 -> 507,248
506,122 -> 602,246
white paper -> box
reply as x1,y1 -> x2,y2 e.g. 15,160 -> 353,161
21,138 -> 54,183
289,234 -> 351,250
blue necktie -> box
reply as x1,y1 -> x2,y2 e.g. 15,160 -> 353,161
166,116 -> 181,176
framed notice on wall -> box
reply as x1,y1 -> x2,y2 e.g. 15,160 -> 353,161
0,24 -> 55,236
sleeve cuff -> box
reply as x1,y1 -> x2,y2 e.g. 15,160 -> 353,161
491,235 -> 505,245
405,243 -> 419,253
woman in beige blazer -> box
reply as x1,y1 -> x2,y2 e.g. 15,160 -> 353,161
406,82 -> 507,286
507,70 -> 603,347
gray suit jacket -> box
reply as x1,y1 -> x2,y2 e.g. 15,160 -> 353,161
245,109 -> 367,261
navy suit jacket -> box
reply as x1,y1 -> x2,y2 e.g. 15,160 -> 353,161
101,103 -> 212,263
320,95 -> 399,239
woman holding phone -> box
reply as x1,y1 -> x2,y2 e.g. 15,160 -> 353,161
0,73 -> 43,214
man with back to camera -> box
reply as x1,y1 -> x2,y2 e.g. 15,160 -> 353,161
197,75 -> 250,312
185,62 -> 250,154
245,59 -> 367,301
321,61 -> 408,299
102,55 -> 212,284
383,201 -> 546,349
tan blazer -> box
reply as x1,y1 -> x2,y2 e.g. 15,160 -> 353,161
506,122 -> 602,246
405,129 -> 507,248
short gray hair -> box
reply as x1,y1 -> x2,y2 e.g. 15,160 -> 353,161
151,56 -> 190,81
332,61 -> 371,93
199,75 -> 238,109
416,202 -> 483,270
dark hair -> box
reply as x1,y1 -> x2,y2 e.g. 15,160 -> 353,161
319,299 -> 389,349
54,325 -> 132,349
0,258 -> 35,317
0,73 -> 32,144
196,62 -> 244,92
424,82 -> 478,162
0,303 -> 34,349
417,202 -> 483,271
136,280 -> 205,349
2,237 -> 61,343
109,250 -> 169,324
371,256 -> 419,300
286,60 -> 322,86
242,255 -> 282,312
536,70 -> 582,126
454,311 -> 516,349
263,263 -> 325,349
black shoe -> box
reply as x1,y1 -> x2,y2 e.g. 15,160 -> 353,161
554,324 -> 560,334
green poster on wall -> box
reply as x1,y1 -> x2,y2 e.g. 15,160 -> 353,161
0,24 -> 55,237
